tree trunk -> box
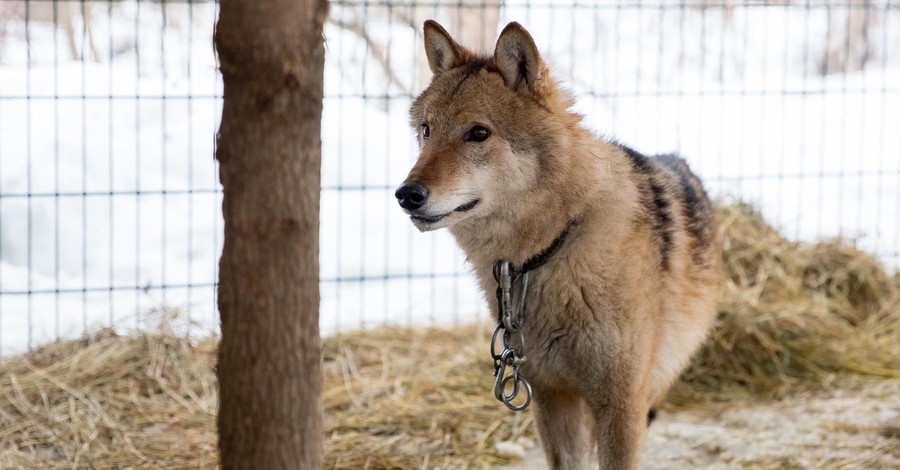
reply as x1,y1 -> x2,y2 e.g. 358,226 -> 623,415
214,1 -> 328,468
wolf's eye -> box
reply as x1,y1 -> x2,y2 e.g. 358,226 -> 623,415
422,124 -> 430,140
465,125 -> 490,143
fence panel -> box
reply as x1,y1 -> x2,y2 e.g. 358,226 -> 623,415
0,0 -> 897,354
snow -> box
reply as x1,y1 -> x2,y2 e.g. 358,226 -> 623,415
0,1 -> 898,354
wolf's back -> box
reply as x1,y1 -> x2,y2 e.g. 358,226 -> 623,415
620,146 -> 717,271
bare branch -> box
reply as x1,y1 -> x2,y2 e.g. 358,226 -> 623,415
329,17 -> 413,96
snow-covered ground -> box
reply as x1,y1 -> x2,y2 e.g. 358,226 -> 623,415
0,1 -> 898,354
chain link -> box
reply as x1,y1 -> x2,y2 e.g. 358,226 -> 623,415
490,261 -> 532,411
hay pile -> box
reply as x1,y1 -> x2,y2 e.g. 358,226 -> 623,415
0,204 -> 897,468
0,329 -> 219,468
671,204 -> 900,404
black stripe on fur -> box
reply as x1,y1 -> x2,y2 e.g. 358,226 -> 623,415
622,145 -> 675,271
657,155 -> 715,265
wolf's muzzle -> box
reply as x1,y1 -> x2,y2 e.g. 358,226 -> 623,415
395,182 -> 429,210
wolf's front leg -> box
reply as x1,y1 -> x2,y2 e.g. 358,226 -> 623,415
532,388 -> 592,470
588,395 -> 648,470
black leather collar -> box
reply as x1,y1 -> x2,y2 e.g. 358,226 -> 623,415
513,220 -> 577,275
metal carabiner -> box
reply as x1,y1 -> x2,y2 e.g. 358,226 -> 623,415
502,312 -> 518,333
493,357 -> 509,401
493,260 -> 511,284
516,271 -> 529,326
490,259 -> 533,412
494,348 -> 519,397
490,323 -> 504,363
498,264 -> 517,332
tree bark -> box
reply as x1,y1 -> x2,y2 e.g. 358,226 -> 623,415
214,1 -> 327,468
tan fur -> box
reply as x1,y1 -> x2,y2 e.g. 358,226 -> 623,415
398,20 -> 721,470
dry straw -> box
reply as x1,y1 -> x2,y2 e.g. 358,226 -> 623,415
672,204 -> 900,405
0,329 -> 219,468
0,205 -> 897,468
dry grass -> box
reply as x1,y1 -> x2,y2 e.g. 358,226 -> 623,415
671,204 -> 900,405
0,204 -> 897,468
321,324 -> 531,469
0,329 -> 219,469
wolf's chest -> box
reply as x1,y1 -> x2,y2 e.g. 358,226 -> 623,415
504,282 -> 618,387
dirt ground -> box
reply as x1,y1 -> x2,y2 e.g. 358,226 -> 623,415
500,380 -> 900,469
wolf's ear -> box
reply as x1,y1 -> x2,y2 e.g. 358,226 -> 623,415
423,20 -> 462,75
493,22 -> 546,96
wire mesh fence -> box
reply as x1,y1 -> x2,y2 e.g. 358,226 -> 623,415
0,0 -> 898,354
0,0 -> 223,354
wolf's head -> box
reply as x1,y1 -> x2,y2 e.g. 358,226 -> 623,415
396,21 -> 577,232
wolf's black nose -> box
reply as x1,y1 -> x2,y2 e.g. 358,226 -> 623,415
395,182 -> 429,210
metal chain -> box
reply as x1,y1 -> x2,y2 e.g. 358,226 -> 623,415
490,261 -> 532,411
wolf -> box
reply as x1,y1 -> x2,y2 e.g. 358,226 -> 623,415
395,20 -> 720,470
